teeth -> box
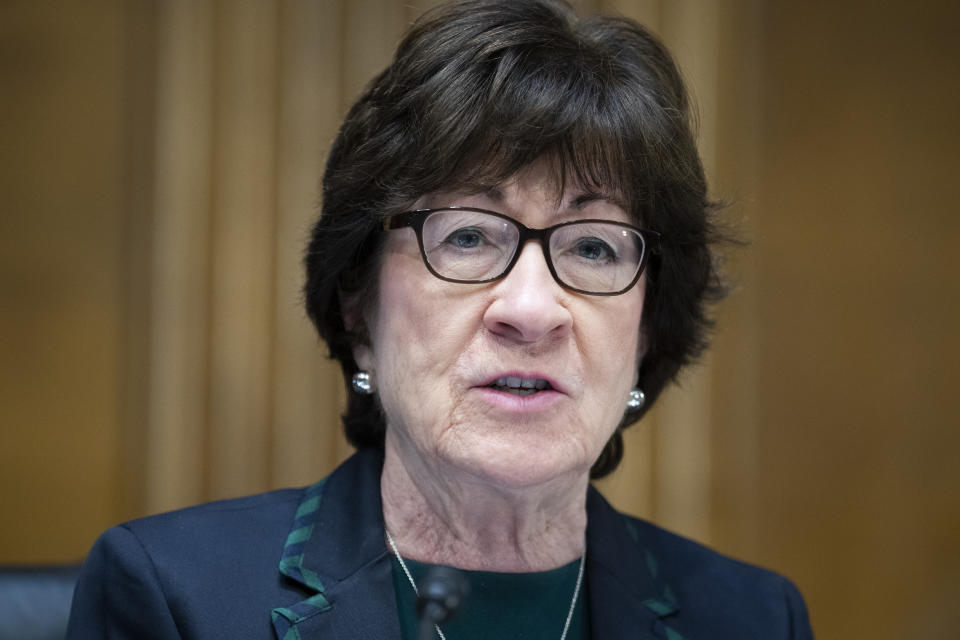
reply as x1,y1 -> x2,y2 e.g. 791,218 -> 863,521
494,377 -> 549,391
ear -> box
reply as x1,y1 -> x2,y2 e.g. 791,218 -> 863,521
352,342 -> 375,374
340,287 -> 375,373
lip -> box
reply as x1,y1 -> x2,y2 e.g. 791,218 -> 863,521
474,385 -> 565,412
476,371 -> 567,395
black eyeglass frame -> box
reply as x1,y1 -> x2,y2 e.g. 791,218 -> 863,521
382,206 -> 662,296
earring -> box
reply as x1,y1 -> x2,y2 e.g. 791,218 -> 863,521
626,388 -> 645,411
351,371 -> 374,394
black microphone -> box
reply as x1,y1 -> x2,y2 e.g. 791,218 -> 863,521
416,565 -> 469,640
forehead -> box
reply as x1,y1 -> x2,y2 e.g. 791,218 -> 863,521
420,160 -> 632,220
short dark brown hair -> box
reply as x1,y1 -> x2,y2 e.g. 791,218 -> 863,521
304,0 -> 725,478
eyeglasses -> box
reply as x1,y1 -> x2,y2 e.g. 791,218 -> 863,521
383,207 -> 660,296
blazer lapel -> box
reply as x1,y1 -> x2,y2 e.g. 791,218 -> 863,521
586,488 -> 683,639
271,450 -> 401,640
271,453 -> 684,640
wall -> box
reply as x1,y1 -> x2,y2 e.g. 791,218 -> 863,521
2,1 -> 958,637
1,0 -> 147,562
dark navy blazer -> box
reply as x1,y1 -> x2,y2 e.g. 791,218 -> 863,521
66,449 -> 813,639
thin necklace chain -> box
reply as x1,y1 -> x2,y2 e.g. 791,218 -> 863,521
385,529 -> 586,640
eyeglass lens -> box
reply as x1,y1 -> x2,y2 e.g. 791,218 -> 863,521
418,209 -> 645,294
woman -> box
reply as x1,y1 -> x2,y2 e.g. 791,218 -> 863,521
68,1 -> 813,638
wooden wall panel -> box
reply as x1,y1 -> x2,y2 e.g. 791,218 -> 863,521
4,4 -> 958,639
708,0 -> 765,563
269,0 -> 350,490
751,1 -> 960,637
0,0 -> 139,562
205,0 -> 279,499
147,0 -> 213,514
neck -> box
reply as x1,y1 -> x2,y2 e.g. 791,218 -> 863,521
380,435 -> 589,572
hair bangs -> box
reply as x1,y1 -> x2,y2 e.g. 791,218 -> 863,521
402,28 -> 647,218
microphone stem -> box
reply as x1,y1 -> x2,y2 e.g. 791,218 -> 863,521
417,619 -> 438,640
418,602 -> 444,640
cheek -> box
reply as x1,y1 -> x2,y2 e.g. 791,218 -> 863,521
370,277 -> 434,437
371,257 -> 435,376
585,285 -> 645,415
602,280 -> 645,364
367,248 -> 479,428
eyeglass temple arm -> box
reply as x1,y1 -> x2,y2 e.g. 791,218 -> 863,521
646,230 -> 663,255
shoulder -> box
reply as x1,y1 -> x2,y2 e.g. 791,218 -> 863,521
121,488 -> 303,552
103,487 -> 306,592
587,489 -> 813,639
628,513 -> 805,603
68,488 -> 310,639
68,453 -> 386,639
631,515 -> 812,639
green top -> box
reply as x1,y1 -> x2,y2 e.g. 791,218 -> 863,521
390,554 -> 589,640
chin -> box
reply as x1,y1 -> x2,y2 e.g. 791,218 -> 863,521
438,434 -> 594,491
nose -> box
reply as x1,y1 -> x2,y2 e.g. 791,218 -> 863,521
482,242 -> 572,343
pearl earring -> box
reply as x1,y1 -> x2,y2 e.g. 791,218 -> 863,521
351,371 -> 374,394
626,388 -> 645,411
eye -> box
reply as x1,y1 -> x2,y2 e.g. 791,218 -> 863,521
444,227 -> 485,249
573,237 -> 616,262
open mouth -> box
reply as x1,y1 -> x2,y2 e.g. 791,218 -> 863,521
487,376 -> 552,396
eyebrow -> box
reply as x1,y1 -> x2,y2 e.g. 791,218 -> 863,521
569,190 -> 629,212
480,185 -> 505,202
440,185 -> 627,213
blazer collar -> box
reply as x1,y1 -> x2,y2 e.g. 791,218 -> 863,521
585,488 -> 684,638
271,449 -> 400,639
272,450 -> 682,640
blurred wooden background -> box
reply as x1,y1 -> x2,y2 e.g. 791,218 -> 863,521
2,1 -> 958,638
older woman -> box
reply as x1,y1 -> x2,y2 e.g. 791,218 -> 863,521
68,1 -> 812,638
